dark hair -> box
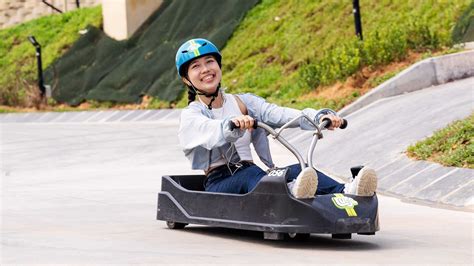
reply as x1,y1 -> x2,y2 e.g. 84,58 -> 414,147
182,62 -> 196,105
187,86 -> 196,105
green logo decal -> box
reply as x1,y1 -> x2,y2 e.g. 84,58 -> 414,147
332,193 -> 358,217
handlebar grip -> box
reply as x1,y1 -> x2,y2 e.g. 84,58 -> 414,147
229,120 -> 259,130
340,119 -> 348,129
322,118 -> 348,129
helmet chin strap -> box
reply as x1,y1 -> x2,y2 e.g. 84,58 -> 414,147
186,78 -> 220,110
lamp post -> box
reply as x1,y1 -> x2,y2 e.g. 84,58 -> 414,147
27,35 -> 46,98
352,0 -> 363,40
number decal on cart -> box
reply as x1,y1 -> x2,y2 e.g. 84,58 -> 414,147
268,169 -> 285,177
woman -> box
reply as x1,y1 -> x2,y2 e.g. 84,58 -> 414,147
176,38 -> 377,198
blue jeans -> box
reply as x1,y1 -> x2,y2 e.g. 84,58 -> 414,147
205,164 -> 345,195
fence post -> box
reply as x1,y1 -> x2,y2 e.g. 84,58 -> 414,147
352,0 -> 363,40
27,36 -> 46,98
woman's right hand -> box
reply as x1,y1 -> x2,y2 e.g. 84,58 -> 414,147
319,114 -> 343,130
231,115 -> 255,131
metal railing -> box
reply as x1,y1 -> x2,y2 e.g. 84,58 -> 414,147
41,0 -> 82,14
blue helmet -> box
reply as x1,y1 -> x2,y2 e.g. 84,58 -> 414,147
175,38 -> 222,77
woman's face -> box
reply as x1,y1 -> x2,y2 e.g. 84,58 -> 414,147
183,55 -> 222,93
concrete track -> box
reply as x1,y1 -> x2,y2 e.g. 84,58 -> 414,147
286,77 -> 474,209
1,118 -> 473,264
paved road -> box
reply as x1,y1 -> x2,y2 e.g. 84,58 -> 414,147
285,77 -> 474,209
1,78 -> 472,209
1,119 -> 472,264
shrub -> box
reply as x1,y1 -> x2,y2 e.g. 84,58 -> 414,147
299,19 -> 443,90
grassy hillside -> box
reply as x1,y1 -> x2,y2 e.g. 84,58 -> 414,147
0,6 -> 102,107
407,113 -> 474,169
0,1 -> 470,111
215,0 -> 470,110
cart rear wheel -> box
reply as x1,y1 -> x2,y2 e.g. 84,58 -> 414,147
166,221 -> 187,229
263,232 -> 285,240
332,233 -> 352,239
288,233 -> 311,240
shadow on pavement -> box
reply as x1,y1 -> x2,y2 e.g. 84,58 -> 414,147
175,225 -> 382,250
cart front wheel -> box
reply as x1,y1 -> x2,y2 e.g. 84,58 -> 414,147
166,221 -> 187,229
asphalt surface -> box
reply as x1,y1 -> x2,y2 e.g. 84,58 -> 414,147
1,82 -> 473,264
285,77 -> 474,209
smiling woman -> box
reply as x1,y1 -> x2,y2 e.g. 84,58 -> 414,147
176,38 -> 223,109
174,38 -> 378,199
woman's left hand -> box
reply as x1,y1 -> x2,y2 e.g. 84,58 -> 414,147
319,114 -> 343,130
231,115 -> 255,131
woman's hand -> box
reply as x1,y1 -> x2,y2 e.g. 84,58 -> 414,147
319,114 -> 343,130
231,115 -> 255,131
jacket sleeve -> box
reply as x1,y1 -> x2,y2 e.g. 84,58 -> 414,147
238,93 -> 333,130
178,105 -> 244,153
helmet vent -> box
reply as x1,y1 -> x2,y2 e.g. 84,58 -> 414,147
181,50 -> 188,53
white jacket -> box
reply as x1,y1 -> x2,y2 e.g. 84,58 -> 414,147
178,92 -> 332,170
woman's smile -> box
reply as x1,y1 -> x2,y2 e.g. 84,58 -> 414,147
184,55 -> 222,93
201,73 -> 215,82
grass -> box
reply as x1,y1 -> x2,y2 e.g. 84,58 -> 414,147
0,95 -> 174,113
368,71 -> 399,88
0,6 -> 102,107
218,0 -> 470,110
2,1 -> 470,111
0,107 -> 16,113
407,113 -> 474,169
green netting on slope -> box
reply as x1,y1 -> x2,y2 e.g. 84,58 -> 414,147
44,0 -> 259,106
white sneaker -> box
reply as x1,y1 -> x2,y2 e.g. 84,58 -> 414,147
344,167 -> 377,196
290,167 -> 318,199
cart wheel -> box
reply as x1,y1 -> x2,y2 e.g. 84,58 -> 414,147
166,221 -> 187,229
263,232 -> 285,240
332,233 -> 352,239
287,233 -> 311,241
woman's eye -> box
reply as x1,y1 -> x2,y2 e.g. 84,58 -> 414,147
191,64 -> 199,69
